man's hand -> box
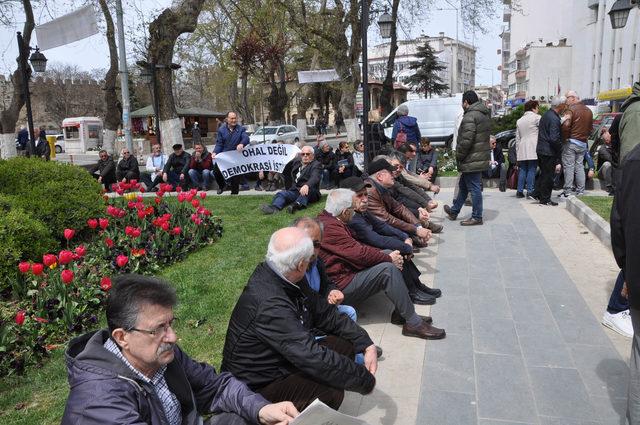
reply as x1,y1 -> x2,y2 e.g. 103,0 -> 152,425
389,250 -> 404,270
622,281 -> 629,299
588,169 -> 595,179
555,164 -> 562,173
430,184 -> 440,194
98,176 -> 103,183
211,152 -> 216,159
121,178 -> 127,183
404,238 -> 413,246
236,144 -> 244,151
179,173 -> 185,181
327,289 -> 344,305
299,184 -> 309,196
258,401 -> 299,424
339,165 -> 345,173
363,344 -> 378,375
416,227 -> 431,239
428,166 -> 434,175
418,208 -> 430,221
162,173 -> 168,182
194,151 -> 201,159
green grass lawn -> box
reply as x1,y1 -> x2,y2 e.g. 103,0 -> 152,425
0,195 -> 326,425
580,196 -> 614,222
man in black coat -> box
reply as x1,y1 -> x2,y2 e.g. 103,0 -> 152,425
116,147 -> 140,182
260,145 -> 322,214
89,150 -> 117,191
482,135 -> 507,192
221,227 -> 377,411
536,96 -> 567,205
34,127 -> 50,160
162,144 -> 191,190
611,142 -> 640,422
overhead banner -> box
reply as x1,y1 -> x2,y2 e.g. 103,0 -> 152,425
298,69 -> 340,84
215,144 -> 300,179
35,6 -> 99,51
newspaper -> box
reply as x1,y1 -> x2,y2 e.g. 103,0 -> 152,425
291,399 -> 370,425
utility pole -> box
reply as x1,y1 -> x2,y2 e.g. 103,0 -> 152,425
115,0 -> 133,153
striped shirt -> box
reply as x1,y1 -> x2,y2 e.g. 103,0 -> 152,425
104,338 -> 181,425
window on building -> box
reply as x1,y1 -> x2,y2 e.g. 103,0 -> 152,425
617,77 -> 621,88
610,78 -> 613,89
593,54 -> 596,69
619,47 -> 623,63
612,49 -> 615,64
633,44 -> 637,61
632,75 -> 635,86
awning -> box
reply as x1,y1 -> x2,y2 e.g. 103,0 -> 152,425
597,87 -> 632,101
130,106 -> 227,119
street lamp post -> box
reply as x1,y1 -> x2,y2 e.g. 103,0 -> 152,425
16,31 -> 47,157
361,5 -> 393,168
137,61 -> 181,147
437,2 -> 459,96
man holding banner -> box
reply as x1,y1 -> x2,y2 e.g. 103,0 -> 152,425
212,112 -> 250,195
261,146 -> 322,214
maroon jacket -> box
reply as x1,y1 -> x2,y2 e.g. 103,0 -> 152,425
317,210 -> 391,290
189,151 -> 213,171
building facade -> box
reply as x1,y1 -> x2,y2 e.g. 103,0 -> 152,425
368,33 -> 477,97
474,85 -> 505,115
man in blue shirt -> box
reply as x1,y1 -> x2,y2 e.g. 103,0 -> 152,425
212,111 -> 249,195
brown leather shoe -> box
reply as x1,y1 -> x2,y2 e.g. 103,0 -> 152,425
402,321 -> 446,340
460,218 -> 483,226
390,310 -> 432,325
427,221 -> 443,234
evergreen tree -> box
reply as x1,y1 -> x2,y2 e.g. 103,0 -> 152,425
406,40 -> 449,98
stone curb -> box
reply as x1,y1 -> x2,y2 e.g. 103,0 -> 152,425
565,196 -> 611,248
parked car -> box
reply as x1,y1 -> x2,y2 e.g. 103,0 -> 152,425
589,112 -> 622,156
54,134 -> 64,153
495,128 -> 516,150
248,125 -> 300,144
380,95 -> 463,148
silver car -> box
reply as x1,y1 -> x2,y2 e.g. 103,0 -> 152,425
248,125 -> 300,145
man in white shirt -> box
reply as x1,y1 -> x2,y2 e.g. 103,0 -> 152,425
142,144 -> 168,191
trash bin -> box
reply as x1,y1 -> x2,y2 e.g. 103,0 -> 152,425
46,135 -> 56,159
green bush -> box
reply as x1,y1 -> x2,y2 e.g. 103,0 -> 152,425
0,195 -> 55,297
0,158 -> 104,241
492,104 -> 550,133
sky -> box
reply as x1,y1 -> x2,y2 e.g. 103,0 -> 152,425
0,0 -> 501,86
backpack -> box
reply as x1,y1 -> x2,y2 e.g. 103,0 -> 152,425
394,123 -> 407,149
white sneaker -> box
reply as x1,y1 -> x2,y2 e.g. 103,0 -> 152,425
602,310 -> 634,338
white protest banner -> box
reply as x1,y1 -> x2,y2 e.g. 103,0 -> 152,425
35,6 -> 99,51
291,399 -> 370,425
215,144 -> 300,179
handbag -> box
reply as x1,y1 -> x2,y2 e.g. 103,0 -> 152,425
507,167 -> 519,190
394,123 -> 407,149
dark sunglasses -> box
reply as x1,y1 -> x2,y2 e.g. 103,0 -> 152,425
313,241 -> 321,248
301,152 -> 313,156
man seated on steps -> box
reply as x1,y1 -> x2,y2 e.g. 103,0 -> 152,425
482,135 -> 507,192
318,188 -> 446,340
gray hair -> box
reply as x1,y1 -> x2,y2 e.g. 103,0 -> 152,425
397,104 -> 409,116
565,90 -> 579,99
325,189 -> 354,217
266,229 -> 314,276
319,140 -> 329,148
551,96 -> 567,107
292,216 -> 324,238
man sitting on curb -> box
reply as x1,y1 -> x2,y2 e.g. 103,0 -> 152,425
261,145 -> 322,214
142,143 -> 167,191
318,189 -> 446,340
188,142 -> 214,191
89,150 -> 117,191
61,274 -> 298,425
162,144 -> 191,191
482,135 -> 507,192
116,147 -> 140,183
222,227 -> 377,411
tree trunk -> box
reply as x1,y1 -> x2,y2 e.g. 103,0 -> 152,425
98,0 -> 120,155
0,0 -> 34,159
147,0 -> 206,155
380,0 -> 400,116
267,59 -> 288,123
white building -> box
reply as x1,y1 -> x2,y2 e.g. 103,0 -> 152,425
501,0 -> 640,110
368,33 -> 476,96
475,85 -> 505,115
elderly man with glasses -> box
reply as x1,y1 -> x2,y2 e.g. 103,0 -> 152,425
116,147 -> 140,183
261,145 -> 322,214
62,274 -> 298,425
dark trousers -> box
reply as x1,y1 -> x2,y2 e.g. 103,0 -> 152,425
272,187 -> 320,210
92,173 -> 116,192
117,171 -> 139,182
537,155 -> 557,203
401,259 -> 423,294
256,335 -> 353,411
607,270 -> 629,314
140,172 -> 162,190
165,170 -> 190,190
213,164 -> 240,193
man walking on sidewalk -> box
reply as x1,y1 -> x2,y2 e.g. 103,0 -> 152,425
536,96 -> 566,206
444,91 -> 491,226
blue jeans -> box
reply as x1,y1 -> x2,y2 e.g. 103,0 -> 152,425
272,188 -> 319,210
337,305 -> 363,364
517,160 -> 537,193
188,169 -> 212,189
451,172 -> 483,220
607,271 -> 629,314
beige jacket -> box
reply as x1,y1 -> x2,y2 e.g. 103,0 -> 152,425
515,111 -> 541,161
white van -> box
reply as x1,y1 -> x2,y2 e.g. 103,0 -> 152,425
62,117 -> 103,154
380,95 -> 463,148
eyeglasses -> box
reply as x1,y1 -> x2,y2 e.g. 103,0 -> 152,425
128,318 -> 177,338
312,240 -> 321,248
300,152 -> 313,156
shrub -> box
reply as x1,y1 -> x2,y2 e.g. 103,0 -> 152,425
0,195 -> 55,297
0,158 -> 104,241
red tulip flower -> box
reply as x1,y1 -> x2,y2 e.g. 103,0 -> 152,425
155,197 -> 161,205
139,187 -> 146,193
100,276 -> 112,291
87,218 -> 98,229
43,254 -> 57,267
130,179 -> 138,185
176,186 -> 183,193
75,245 -> 87,257
58,250 -> 74,265
161,222 -> 170,232
99,218 -> 109,229
61,269 -> 74,284
191,199 -> 200,208
18,262 -> 31,274
131,248 -> 146,257
116,254 -> 129,268
105,238 -> 114,248
137,210 -> 146,219
31,263 -> 44,275
125,226 -> 133,236
131,228 -> 142,238
171,226 -> 182,235
199,192 -> 207,199
64,228 -> 75,240
178,193 -> 186,203
15,310 -> 26,326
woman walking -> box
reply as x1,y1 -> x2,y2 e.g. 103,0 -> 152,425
515,100 -> 541,198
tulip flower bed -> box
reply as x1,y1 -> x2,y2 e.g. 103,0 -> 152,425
0,182 -> 223,376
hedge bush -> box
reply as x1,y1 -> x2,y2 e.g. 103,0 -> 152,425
0,158 -> 104,242
0,195 -> 55,297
